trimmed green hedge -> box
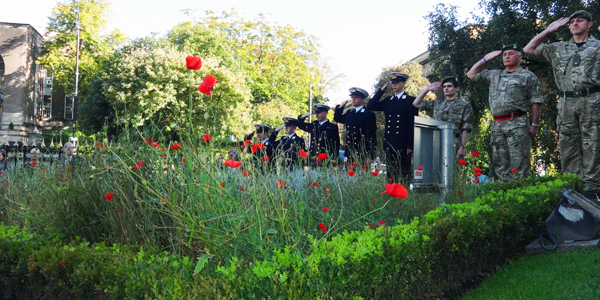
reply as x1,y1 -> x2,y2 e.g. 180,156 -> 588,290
0,174 -> 582,299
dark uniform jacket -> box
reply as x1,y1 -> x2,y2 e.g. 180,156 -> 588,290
269,130 -> 306,170
333,105 -> 377,160
368,90 -> 419,151
296,115 -> 340,159
239,132 -> 276,168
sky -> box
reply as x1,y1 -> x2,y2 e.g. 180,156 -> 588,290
4,0 -> 484,105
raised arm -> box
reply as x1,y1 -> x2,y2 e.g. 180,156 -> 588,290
333,100 -> 349,124
467,50 -> 502,79
366,83 -> 389,111
523,17 -> 571,55
413,82 -> 442,108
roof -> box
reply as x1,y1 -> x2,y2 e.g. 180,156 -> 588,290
0,22 -> 44,39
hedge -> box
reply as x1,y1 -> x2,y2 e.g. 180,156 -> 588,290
0,174 -> 582,299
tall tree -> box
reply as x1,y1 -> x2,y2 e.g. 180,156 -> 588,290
38,0 -> 125,97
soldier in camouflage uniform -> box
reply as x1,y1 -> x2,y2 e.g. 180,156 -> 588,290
413,76 -> 475,157
467,44 -> 543,182
524,10 -> 600,199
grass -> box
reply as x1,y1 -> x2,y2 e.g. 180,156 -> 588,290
459,249 -> 600,300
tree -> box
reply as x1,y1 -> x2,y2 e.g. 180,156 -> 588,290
187,9 -> 325,112
424,0 -> 600,173
38,0 -> 125,98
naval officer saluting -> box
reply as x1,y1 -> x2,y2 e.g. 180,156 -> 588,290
270,117 -> 306,171
297,104 -> 340,166
334,87 -> 377,164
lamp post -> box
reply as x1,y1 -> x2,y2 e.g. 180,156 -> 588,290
71,10 -> 83,143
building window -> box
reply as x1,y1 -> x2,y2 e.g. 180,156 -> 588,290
42,95 -> 52,118
64,95 -> 73,120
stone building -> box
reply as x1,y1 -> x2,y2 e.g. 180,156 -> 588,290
0,22 -> 72,145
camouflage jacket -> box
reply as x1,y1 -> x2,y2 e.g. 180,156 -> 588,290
471,67 -> 544,115
536,35 -> 600,91
419,98 -> 474,132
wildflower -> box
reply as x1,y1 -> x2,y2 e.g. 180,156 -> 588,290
371,169 -> 379,176
299,149 -> 308,158
0,172 -> 3,175
457,191 -> 462,194
159,153 -> 166,158
152,142 -> 159,147
31,161 -> 36,166
474,172 -> 481,177
474,167 -> 482,173
105,193 -> 114,202
323,207 -> 329,212
283,201 -> 288,206
362,168 -> 366,171
114,209 -> 118,212
326,187 -> 330,191
511,169 -> 517,173
198,74 -> 220,96
202,134 -> 212,143
134,160 -> 143,170
353,162 -> 356,165
242,170 -> 250,176
59,174 -> 63,179
471,151 -> 480,157
318,222 -> 327,232
251,143 -> 265,154
61,261 -> 66,265
317,153 -> 328,161
364,164 -> 367,167
417,166 -> 423,171
372,199 -> 376,202
458,159 -> 467,166
388,178 -> 393,182
180,158 -> 187,163
348,165 -> 355,170
348,171 -> 355,177
276,180 -> 286,188
224,160 -> 242,168
380,183 -> 409,199
327,193 -> 331,197
261,155 -> 269,163
368,223 -> 374,229
238,186 -> 244,191
378,221 -> 385,227
312,181 -> 319,187
306,183 -> 310,187
185,55 -> 202,70
242,140 -> 251,148
220,182 -> 226,188
3,184 -> 7,188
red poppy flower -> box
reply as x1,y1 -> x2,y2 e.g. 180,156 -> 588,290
220,182 -> 226,188
362,168 -> 366,171
261,155 -> 269,163
171,144 -> 181,150
159,153 -> 167,158
380,183 -> 409,199
242,140 -> 251,148
67,165 -> 72,170
96,141 -> 104,150
327,193 -> 331,197
0,172 -> 3,175
299,149 -> 308,158
105,193 -> 114,202
202,134 -> 213,143
238,186 -> 244,191
2,213 -> 5,217
348,171 -> 355,177
364,164 -> 367,167
417,166 -> 423,171
185,56 -> 202,70
471,151 -> 480,157
458,159 -> 467,166
312,182 -> 319,187
224,160 -> 242,168
388,178 -> 393,182
474,178 -> 480,184
198,74 -> 220,96
457,191 -> 462,194
323,207 -> 329,212
242,170 -> 250,176
318,222 -> 327,232
474,172 -> 481,177
30,161 -> 36,166
114,209 -> 118,213
317,153 -> 328,161
276,180 -> 286,188
251,143 -> 265,154
378,221 -> 385,227
180,158 -> 187,163
61,261 -> 66,265
348,165 -> 354,169
152,142 -> 159,147
371,169 -> 379,176
283,201 -> 288,206
474,167 -> 482,173
59,174 -> 63,179
326,187 -> 330,191
511,169 -> 517,173
368,223 -> 374,229
353,162 -> 356,165
134,160 -> 143,170
306,183 -> 310,187
372,199 -> 376,202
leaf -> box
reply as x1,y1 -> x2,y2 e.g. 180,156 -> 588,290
193,254 -> 214,274
266,229 -> 277,235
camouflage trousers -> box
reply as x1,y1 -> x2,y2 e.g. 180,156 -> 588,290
491,117 -> 531,182
557,93 -> 600,191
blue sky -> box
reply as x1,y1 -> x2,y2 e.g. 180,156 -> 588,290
5,0 -> 482,103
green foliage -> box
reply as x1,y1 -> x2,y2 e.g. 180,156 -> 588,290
425,0 -> 600,173
38,0 -> 126,97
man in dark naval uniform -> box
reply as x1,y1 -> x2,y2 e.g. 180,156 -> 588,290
297,104 -> 340,166
334,87 -> 377,164
368,72 -> 419,182
269,117 -> 306,171
240,124 -> 276,171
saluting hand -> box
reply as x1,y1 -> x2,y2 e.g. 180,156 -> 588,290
546,17 -> 570,33
380,83 -> 389,91
300,112 -> 312,119
427,82 -> 442,91
484,50 -> 502,62
340,99 -> 349,107
275,125 -> 284,132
